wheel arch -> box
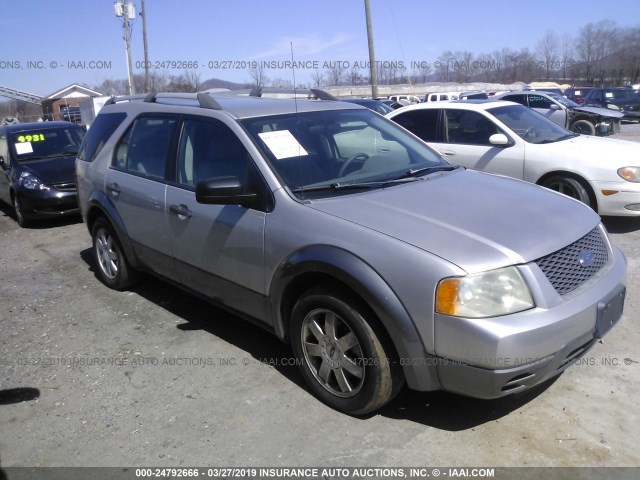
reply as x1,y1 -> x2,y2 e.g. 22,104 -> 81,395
536,170 -> 598,211
85,191 -> 140,268
269,245 -> 437,390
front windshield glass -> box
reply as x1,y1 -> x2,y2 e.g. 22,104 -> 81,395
241,108 -> 452,196
489,104 -> 574,144
548,93 -> 580,108
10,125 -> 85,162
605,89 -> 635,100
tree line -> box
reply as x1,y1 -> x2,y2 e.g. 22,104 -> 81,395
90,19 -> 639,95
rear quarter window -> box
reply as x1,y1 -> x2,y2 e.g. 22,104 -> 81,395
77,112 -> 127,162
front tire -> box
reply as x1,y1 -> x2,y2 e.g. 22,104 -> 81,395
91,217 -> 139,290
541,175 -> 594,210
12,194 -> 30,228
570,119 -> 596,136
290,287 -> 403,415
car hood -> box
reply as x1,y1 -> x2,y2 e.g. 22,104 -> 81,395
533,134 -> 639,168
573,105 -> 624,118
307,169 -> 599,273
20,155 -> 77,185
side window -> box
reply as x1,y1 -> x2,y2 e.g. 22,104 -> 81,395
429,94 -> 437,102
444,110 -> 500,146
176,118 -> 250,188
114,116 -> 176,179
78,112 -> 126,162
501,94 -> 527,106
528,95 -> 552,109
0,137 -> 8,166
392,110 -> 440,142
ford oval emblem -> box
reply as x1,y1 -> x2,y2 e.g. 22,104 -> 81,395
579,251 -> 595,268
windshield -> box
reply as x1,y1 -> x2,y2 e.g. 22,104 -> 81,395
548,93 -> 580,108
489,104 -> 575,144
241,108 -> 452,197
10,125 -> 85,162
606,89 -> 636,100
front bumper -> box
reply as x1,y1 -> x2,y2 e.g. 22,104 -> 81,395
17,187 -> 79,219
590,180 -> 640,216
429,244 -> 626,399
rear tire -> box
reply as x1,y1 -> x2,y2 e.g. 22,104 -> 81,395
541,175 -> 594,210
570,119 -> 596,136
290,287 -> 404,415
91,217 -> 139,290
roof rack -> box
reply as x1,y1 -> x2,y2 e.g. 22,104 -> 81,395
103,92 -> 222,110
246,87 -> 338,101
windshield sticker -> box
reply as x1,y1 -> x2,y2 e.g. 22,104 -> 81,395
258,130 -> 308,159
15,142 -> 34,154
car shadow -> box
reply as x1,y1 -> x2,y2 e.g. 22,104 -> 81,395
602,216 -> 640,233
79,247 -> 556,429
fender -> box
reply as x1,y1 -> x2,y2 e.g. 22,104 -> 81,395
85,190 -> 141,269
269,245 -> 440,391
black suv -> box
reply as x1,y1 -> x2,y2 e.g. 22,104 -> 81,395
583,87 -> 640,121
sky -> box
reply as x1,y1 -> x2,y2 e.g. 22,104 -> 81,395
1,0 -> 639,98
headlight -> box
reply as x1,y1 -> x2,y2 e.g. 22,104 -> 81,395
436,266 -> 534,318
20,171 -> 50,190
618,166 -> 640,183
606,104 -> 621,111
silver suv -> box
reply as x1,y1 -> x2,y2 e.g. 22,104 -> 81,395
76,92 -> 626,414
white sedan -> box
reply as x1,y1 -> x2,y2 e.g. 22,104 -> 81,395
386,100 -> 640,216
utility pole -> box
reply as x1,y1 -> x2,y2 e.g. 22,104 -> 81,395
140,0 -> 150,92
364,0 -> 378,98
114,1 -> 136,95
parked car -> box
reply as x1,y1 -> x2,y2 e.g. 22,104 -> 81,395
76,92 -> 626,414
564,87 -> 594,105
459,91 -> 489,100
494,90 -> 622,136
388,94 -> 421,105
0,121 -> 84,227
583,87 -> 640,121
340,98 -> 394,115
387,100 -> 640,216
423,92 -> 459,102
378,98 -> 404,109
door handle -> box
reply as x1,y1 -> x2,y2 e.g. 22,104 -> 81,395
440,150 -> 456,157
169,204 -> 192,218
106,182 -> 121,194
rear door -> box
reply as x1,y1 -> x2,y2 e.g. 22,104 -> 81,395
105,114 -> 177,277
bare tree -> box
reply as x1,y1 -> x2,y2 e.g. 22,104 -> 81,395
536,30 -> 559,80
310,69 -> 325,88
248,64 -> 268,87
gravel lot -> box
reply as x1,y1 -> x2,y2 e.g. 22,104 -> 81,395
1,124 -> 639,475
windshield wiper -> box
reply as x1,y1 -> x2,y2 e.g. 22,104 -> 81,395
291,177 -> 420,194
399,164 -> 459,179
537,133 -> 577,144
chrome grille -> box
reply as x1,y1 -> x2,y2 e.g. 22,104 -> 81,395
535,227 -> 608,296
53,182 -> 76,192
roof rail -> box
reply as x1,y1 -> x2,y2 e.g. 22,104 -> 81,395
104,92 -> 222,110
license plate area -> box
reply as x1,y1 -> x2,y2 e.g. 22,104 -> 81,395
595,286 -> 626,338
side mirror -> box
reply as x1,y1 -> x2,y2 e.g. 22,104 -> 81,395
195,176 -> 257,208
489,133 -> 510,146
549,104 -> 561,111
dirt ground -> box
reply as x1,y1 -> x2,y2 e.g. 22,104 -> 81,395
1,126 -> 639,476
